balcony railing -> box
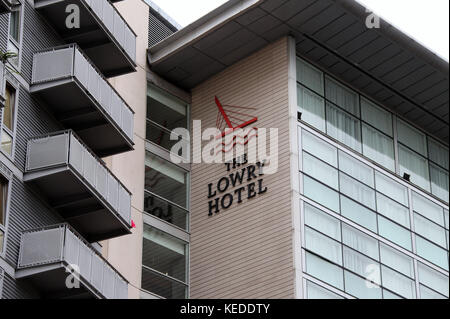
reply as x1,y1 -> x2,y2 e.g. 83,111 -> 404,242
16,224 -> 128,299
24,130 -> 132,242
0,0 -> 20,13
31,44 -> 134,157
34,0 -> 136,77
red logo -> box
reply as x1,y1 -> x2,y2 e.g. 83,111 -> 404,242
214,96 -> 258,153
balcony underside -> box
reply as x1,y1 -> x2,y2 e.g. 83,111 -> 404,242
31,79 -> 133,157
34,1 -> 135,77
16,263 -> 98,299
24,167 -> 131,242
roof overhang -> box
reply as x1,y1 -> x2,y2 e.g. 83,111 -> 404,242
148,0 -> 449,143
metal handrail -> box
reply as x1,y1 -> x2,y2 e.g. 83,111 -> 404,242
19,223 -> 129,283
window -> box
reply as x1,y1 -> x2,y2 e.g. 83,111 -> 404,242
297,85 -> 325,132
144,192 -> 188,230
146,86 -> 189,155
344,270 -> 382,299
296,58 -> 323,94
414,213 -> 446,248
415,236 -> 448,271
302,130 -> 337,167
305,227 -> 342,265
381,265 -> 416,299
378,216 -> 412,251
376,193 -> 410,228
375,172 -> 409,207
326,103 -> 361,152
361,98 -> 393,136
412,192 -> 444,226
343,246 -> 380,284
342,224 -> 379,260
429,163 -> 449,203
141,225 -> 188,299
428,138 -> 449,170
0,179 -> 8,253
304,203 -> 341,241
325,76 -> 359,117
397,119 -> 427,157
340,196 -> 377,232
338,150 -> 374,188
145,152 -> 188,209
417,262 -> 449,297
303,152 -> 338,190
305,280 -> 344,299
305,252 -> 344,290
399,144 -> 430,192
362,124 -> 395,172
339,173 -> 375,210
379,243 -> 414,278
303,175 -> 340,213
8,9 -> 21,68
1,84 -> 16,156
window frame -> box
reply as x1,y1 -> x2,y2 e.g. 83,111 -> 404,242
1,81 -> 18,159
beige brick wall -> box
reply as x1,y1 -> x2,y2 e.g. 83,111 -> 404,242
190,37 -> 295,299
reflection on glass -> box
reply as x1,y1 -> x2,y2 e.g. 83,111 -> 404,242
362,124 -> 395,172
303,175 -> 340,213
302,130 -> 337,167
144,192 -> 188,230
326,103 -> 361,152
305,252 -> 344,290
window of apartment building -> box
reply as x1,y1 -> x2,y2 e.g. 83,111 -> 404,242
141,224 -> 188,299
300,126 -> 449,299
0,178 -> 9,254
146,86 -> 189,156
296,57 -> 449,204
1,84 -> 16,156
8,8 -> 21,68
144,152 -> 189,230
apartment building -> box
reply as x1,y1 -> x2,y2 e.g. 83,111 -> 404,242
0,0 -> 448,300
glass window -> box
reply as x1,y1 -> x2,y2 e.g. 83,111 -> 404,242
428,138 -> 449,170
296,58 -> 324,94
338,150 -> 374,188
343,246 -> 380,285
397,119 -> 427,157
304,203 -> 341,241
417,262 -> 449,297
379,243 -> 414,278
305,227 -> 342,265
142,225 -> 188,299
414,213 -> 446,248
146,121 -> 186,155
361,98 -> 393,136
303,175 -> 340,213
420,285 -> 447,299
144,192 -> 188,230
326,103 -> 361,152
2,85 -> 16,156
383,289 -> 403,299
342,223 -> 379,260
399,144 -> 430,192
9,10 -> 20,42
412,192 -> 444,226
378,216 -> 412,251
297,86 -> 325,132
339,173 -> 376,210
305,280 -> 344,299
344,271 -> 382,299
303,152 -> 338,190
376,193 -> 410,228
381,265 -> 416,299
0,179 -> 7,253
145,152 -> 188,208
1,133 -> 13,156
362,124 -> 395,172
375,172 -> 409,207
340,196 -> 377,232
302,130 -> 337,167
415,236 -> 448,271
444,210 -> 449,230
147,86 -> 188,130
325,76 -> 359,117
429,163 -> 449,203
305,252 -> 344,290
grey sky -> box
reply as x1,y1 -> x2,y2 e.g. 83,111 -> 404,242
150,0 -> 449,61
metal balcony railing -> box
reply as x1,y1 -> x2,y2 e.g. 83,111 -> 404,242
34,0 -> 136,77
0,0 -> 21,14
31,44 -> 134,157
24,130 -> 132,242
17,224 -> 128,299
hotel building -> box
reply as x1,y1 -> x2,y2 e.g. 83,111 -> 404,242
0,0 -> 448,299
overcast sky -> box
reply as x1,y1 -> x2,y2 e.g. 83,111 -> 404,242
150,0 -> 449,61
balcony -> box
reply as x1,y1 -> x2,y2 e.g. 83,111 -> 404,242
16,224 -> 128,299
31,45 -> 134,157
34,0 -> 136,77
24,130 -> 132,242
0,0 -> 20,14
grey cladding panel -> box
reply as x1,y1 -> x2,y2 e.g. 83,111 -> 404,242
149,11 -> 175,47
